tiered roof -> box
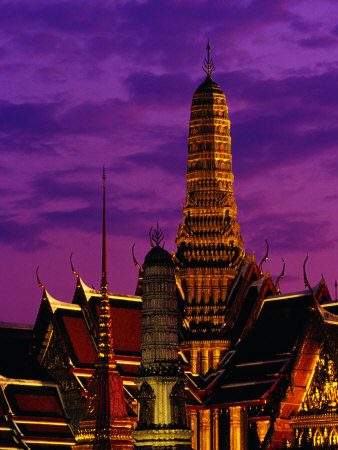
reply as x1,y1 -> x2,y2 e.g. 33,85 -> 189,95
0,373 -> 74,448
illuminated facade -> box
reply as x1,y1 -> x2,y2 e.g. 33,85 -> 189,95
0,46 -> 337,449
175,48 -> 244,376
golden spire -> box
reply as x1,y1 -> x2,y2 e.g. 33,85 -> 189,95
96,167 -> 116,369
202,40 -> 215,76
101,166 -> 108,293
74,168 -> 134,449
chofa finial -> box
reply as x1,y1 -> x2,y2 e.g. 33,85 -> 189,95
259,240 -> 269,274
70,253 -> 79,277
202,40 -> 215,76
132,243 -> 141,271
36,266 -> 44,289
149,226 -> 155,249
303,255 -> 313,293
275,257 -> 285,295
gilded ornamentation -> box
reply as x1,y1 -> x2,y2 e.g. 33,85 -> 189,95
292,348 -> 338,448
42,329 -> 68,370
175,63 -> 245,338
299,349 -> 337,414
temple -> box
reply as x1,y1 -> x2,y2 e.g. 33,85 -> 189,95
0,45 -> 338,449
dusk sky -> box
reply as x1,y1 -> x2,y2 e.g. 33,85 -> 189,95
1,0 -> 337,324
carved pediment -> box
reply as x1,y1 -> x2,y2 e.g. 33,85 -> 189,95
42,329 -> 68,371
299,348 -> 338,415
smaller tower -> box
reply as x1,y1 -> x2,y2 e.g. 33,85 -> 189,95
74,169 -> 134,449
133,226 -> 193,450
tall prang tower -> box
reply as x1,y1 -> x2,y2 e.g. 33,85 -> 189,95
175,44 -> 245,375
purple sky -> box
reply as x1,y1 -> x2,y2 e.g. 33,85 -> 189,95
1,0 -> 337,324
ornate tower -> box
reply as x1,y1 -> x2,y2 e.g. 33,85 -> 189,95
175,44 -> 245,374
74,170 -> 134,449
133,226 -> 193,450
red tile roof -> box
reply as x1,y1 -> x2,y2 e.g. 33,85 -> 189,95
61,315 -> 97,365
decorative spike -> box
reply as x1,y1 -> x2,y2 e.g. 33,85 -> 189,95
101,166 -> 108,293
303,255 -> 313,293
202,40 -> 215,76
149,226 -> 155,249
151,222 -> 164,247
259,240 -> 269,273
36,266 -> 44,289
70,253 -> 79,277
96,167 -> 117,369
132,243 -> 141,270
275,257 -> 285,295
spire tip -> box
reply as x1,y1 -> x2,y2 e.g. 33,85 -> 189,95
202,40 -> 215,76
101,167 -> 108,293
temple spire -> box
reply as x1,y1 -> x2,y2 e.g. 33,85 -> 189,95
97,166 -> 116,369
74,168 -> 134,450
101,166 -> 108,293
202,40 -> 215,76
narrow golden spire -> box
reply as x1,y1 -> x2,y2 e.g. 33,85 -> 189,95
202,40 -> 215,76
101,166 -> 108,293
97,166 -> 116,369
74,168 -> 134,450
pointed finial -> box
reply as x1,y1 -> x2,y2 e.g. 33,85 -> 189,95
151,222 -> 164,247
132,243 -> 141,271
259,240 -> 269,274
70,253 -> 79,277
275,257 -> 285,295
149,226 -> 155,249
202,40 -> 215,76
303,255 -> 313,293
101,166 -> 108,293
36,266 -> 44,289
